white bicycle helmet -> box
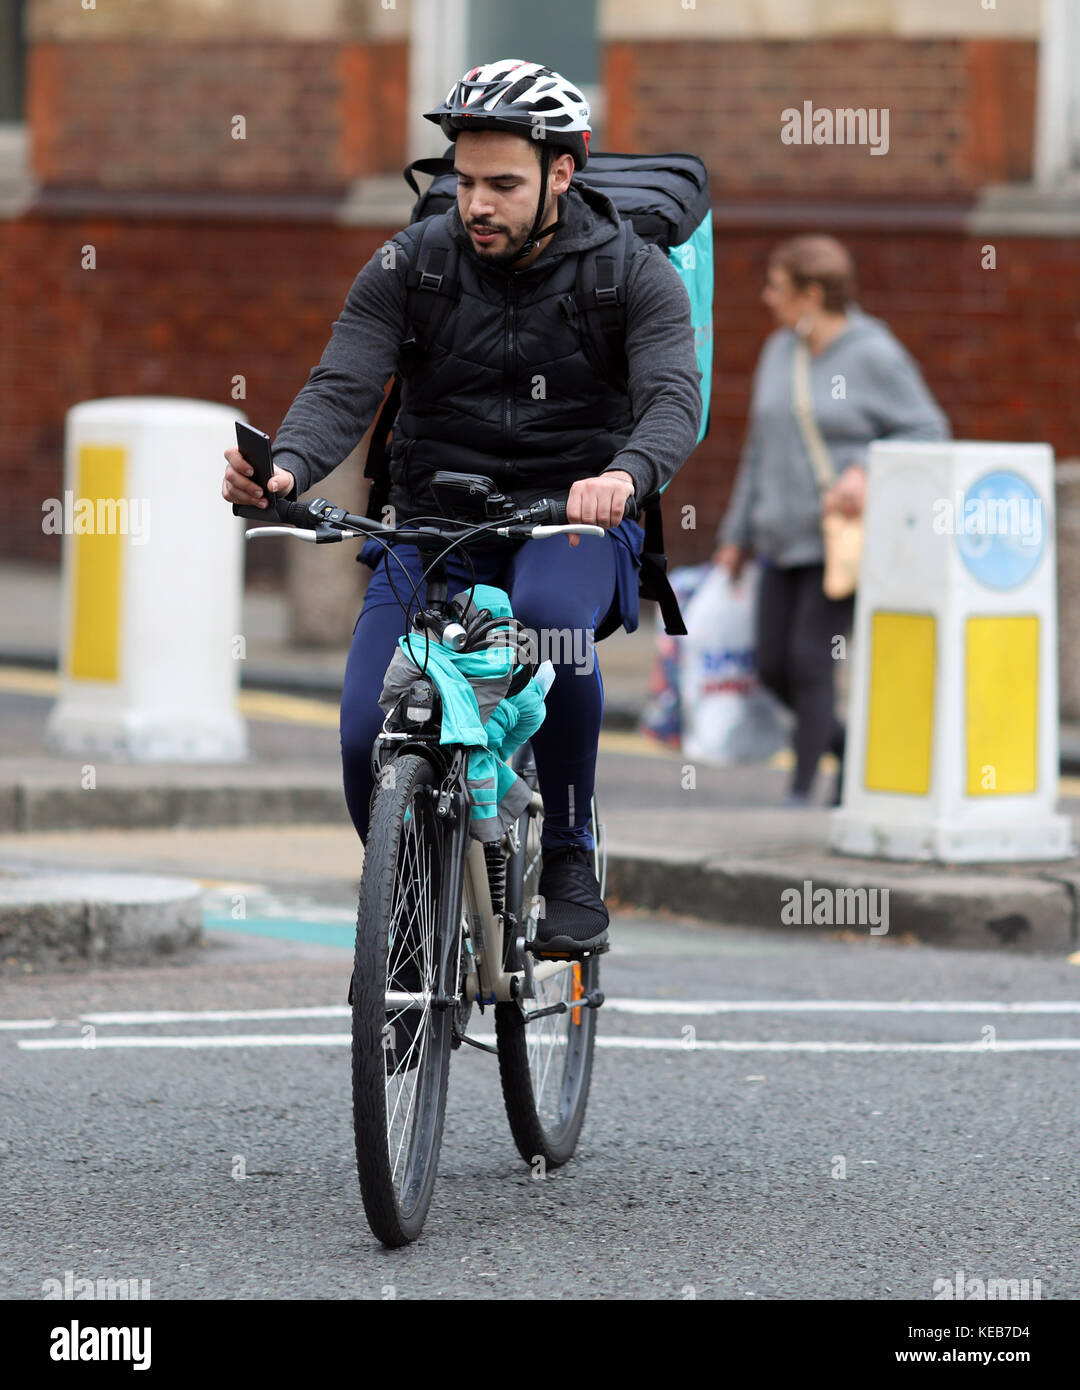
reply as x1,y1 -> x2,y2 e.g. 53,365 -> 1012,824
425,59 -> 592,170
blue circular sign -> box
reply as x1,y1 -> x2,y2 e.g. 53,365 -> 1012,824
954,470 -> 1046,590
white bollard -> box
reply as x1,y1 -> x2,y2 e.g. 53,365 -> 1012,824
45,397 -> 249,762
829,440 -> 1074,862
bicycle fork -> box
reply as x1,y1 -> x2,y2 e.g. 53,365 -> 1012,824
431,783 -> 469,1011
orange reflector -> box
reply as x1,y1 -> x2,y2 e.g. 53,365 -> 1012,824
571,963 -> 583,1026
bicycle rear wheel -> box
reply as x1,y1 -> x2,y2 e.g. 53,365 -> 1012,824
495,750 -> 599,1169
352,753 -> 455,1246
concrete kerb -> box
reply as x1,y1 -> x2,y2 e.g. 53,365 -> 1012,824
1,758 -> 1077,954
605,847 -> 1079,953
0,870 -> 204,972
0,763 -> 348,833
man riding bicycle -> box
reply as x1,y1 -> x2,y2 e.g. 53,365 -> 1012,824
222,59 -> 702,957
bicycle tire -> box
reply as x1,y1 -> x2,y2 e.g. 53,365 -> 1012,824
495,750 -> 599,1169
352,752 -> 455,1246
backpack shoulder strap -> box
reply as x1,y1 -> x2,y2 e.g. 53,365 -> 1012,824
401,215 -> 462,354
572,219 -> 633,386
363,217 -> 463,521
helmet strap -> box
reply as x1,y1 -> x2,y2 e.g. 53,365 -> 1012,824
509,143 -> 562,263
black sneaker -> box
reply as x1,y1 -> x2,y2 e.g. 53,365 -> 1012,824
530,847 -> 609,957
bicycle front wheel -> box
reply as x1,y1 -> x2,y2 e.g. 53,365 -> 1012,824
352,753 -> 455,1246
495,752 -> 599,1169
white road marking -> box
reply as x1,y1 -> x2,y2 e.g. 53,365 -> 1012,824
17,1034 -> 1080,1053
603,999 -> 1080,1015
81,1006 -> 351,1025
593,1039 -> 1080,1053
19,1034 -> 353,1050
2,999 -> 1075,1030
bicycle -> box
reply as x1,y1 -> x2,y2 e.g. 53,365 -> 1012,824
247,474 -> 633,1246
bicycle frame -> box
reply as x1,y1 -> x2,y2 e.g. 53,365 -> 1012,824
249,490 -> 610,1021
381,749 -> 576,1015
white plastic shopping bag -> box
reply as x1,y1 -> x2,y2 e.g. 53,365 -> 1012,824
678,564 -> 787,766
639,564 -> 710,747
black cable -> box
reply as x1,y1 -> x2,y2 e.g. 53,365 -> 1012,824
396,511 -> 536,676
398,519 -> 506,677
359,513 -> 481,668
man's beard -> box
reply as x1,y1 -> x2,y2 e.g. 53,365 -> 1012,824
467,221 -> 525,266
469,210 -> 542,267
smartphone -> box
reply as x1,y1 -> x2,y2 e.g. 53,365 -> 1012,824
232,422 -> 277,519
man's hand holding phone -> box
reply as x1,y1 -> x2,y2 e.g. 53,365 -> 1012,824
223,423 -> 295,516
222,447 -> 295,509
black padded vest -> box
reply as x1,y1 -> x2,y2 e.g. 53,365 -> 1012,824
385,214 -> 635,519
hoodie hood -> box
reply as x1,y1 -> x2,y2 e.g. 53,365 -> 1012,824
447,180 -> 624,267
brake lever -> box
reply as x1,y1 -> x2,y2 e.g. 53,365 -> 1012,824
244,524 -> 348,544
494,523 -> 606,540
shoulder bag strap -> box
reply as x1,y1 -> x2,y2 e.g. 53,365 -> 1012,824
791,338 -> 836,493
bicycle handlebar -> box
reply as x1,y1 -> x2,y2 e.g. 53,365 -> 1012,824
261,489 -> 638,541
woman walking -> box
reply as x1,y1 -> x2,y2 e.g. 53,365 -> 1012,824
715,235 -> 949,804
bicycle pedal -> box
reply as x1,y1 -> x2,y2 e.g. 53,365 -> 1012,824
526,940 -> 610,961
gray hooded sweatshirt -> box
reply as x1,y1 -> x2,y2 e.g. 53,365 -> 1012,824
718,308 -> 950,567
270,183 -> 702,506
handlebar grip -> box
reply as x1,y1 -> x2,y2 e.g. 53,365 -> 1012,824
538,493 -> 639,525
273,499 -> 320,529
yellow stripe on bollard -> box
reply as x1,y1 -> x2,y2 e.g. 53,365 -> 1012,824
966,616 -> 1038,796
68,445 -> 126,683
865,612 -> 936,795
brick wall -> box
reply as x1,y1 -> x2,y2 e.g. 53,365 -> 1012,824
668,225 -> 1080,563
28,40 -> 409,190
604,38 -> 1037,198
0,214 -> 392,577
4,212 -> 1079,575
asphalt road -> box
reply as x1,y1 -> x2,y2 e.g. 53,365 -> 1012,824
2,899 -> 1079,1300
3,676 -> 1079,1302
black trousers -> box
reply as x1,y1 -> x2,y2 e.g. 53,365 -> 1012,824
755,562 -> 855,797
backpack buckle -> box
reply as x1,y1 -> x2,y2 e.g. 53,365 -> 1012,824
418,271 -> 444,293
594,285 -> 622,306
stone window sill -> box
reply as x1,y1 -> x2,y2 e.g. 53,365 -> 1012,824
968,182 -> 1080,237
